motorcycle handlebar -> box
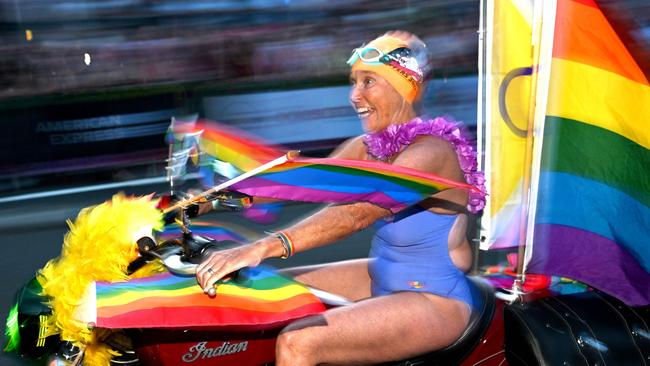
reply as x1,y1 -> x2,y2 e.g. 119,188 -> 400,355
159,190 -> 252,225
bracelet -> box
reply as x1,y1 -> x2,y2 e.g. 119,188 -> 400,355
275,231 -> 295,259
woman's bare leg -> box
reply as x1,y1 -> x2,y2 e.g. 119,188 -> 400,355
275,291 -> 471,365
280,258 -> 371,301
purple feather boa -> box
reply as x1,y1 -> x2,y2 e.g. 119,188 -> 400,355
363,116 -> 486,213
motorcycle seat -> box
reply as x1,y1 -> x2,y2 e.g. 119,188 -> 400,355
389,275 -> 496,365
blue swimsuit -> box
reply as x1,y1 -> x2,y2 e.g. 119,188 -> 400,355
368,206 -> 474,309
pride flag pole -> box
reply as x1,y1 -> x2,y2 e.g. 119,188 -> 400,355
164,150 -> 300,214
520,0 -> 556,281
513,0 -> 547,294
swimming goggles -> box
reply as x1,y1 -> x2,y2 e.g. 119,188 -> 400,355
346,46 -> 402,66
347,46 -> 424,82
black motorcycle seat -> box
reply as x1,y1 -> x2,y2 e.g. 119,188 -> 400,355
504,289 -> 650,366
389,275 -> 496,365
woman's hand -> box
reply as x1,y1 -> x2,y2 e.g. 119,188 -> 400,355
196,243 -> 265,294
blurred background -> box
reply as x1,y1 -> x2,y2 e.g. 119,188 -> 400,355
1,0 -> 648,196
0,0 -> 648,364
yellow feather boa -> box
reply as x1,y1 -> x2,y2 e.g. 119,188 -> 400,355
38,193 -> 165,365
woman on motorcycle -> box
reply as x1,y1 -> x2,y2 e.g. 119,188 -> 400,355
197,31 -> 485,365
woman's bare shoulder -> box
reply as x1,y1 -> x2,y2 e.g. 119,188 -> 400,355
400,136 -> 468,213
394,135 -> 458,174
411,134 -> 456,153
329,135 -> 367,159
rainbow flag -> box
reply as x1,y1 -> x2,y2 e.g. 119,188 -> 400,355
526,0 -> 650,306
197,120 -> 286,173
192,120 -> 481,213
76,266 -> 326,330
159,220 -> 260,243
231,157 -> 483,213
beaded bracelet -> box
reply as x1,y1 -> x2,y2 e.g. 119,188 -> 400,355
275,231 -> 295,259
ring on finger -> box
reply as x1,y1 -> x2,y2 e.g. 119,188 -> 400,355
207,268 -> 214,274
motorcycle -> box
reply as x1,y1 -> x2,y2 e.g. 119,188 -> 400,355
129,197 -> 505,366
3,192 -> 503,365
4,190 -> 649,366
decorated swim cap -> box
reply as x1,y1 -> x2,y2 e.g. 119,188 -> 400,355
347,34 -> 426,104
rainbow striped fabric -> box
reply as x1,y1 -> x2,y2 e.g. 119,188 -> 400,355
527,0 -> 650,306
191,119 -> 481,212
78,266 -> 326,329
197,120 -> 285,173
231,157 -> 482,213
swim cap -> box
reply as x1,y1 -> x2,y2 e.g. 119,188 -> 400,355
348,34 -> 425,104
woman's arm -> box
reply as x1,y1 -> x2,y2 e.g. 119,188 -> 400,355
196,135 -> 381,290
265,201 -> 390,255
196,200 -> 390,291
196,135 -> 466,291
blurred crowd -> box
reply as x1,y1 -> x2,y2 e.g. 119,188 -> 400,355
0,0 -> 483,99
0,0 -> 647,99
0,0 -> 647,196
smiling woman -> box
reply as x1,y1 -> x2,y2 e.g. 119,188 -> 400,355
349,68 -> 416,133
195,31 -> 486,365
347,33 -> 426,133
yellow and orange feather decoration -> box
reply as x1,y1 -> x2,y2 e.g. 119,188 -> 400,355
38,193 -> 164,365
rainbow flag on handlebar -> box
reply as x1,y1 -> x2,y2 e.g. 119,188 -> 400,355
197,120 -> 286,174
231,157 -> 483,213
77,266 -> 325,330
193,119 -> 483,213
